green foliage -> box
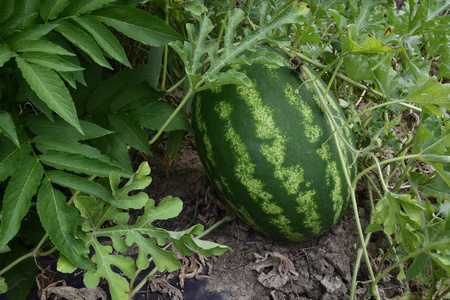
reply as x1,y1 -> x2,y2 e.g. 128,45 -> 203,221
0,0 -> 449,299
0,1 -> 222,299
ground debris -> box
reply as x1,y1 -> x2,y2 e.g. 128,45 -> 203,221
148,276 -> 183,300
252,252 -> 299,289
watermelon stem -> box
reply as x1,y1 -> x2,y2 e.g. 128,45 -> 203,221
303,62 -> 381,298
149,88 -> 194,145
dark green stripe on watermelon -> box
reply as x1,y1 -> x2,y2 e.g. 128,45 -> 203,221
192,61 -> 355,241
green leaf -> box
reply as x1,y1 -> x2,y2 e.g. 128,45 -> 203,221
84,242 -> 134,300
343,34 -> 406,54
171,3 -> 309,90
11,39 -> 75,56
0,277 -> 6,293
405,74 -> 450,114
20,52 -> 84,72
0,1 -> 14,22
53,20 -> 111,69
374,192 -> 425,253
65,0 -> 117,16
47,170 -> 115,205
40,0 -> 69,22
74,196 -> 129,232
57,254 -> 78,274
109,162 -> 151,209
410,172 -> 450,199
0,137 -> 29,182
72,15 -> 131,68
0,156 -> 43,249
15,56 -> 83,134
27,115 -> 112,140
109,82 -> 164,112
166,130 -> 185,167
0,110 -> 19,146
0,44 -> 15,67
129,101 -> 191,132
343,55 -> 375,81
92,5 -> 183,46
87,65 -> 151,113
36,178 -> 94,270
39,151 -> 132,178
90,134 -> 132,172
107,112 -> 150,155
7,24 -> 58,46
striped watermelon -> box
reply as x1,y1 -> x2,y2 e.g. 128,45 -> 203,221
192,56 -> 355,241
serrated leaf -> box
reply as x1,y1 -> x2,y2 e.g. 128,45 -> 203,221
0,156 -> 43,248
72,15 -> 131,68
129,101 -> 191,132
0,137 -> 29,182
40,0 -> 69,22
84,242 -> 134,300
54,20 -> 111,69
65,0 -> 117,16
87,65 -> 151,113
0,44 -> 15,67
20,52 -> 84,72
15,56 -> 83,134
108,112 -> 150,155
11,40 -> 75,56
0,1 -> 14,22
109,82 -> 164,112
39,151 -> 132,178
90,133 -> 132,171
36,178 -> 93,270
7,24 -> 58,46
27,115 -> 112,140
0,110 -> 19,146
47,170 -> 115,205
92,5 -> 183,46
374,192 -> 425,253
109,162 -> 151,209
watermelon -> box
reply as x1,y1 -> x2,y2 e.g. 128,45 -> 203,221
192,55 -> 355,241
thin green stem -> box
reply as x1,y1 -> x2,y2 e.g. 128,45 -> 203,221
0,233 -> 49,276
149,88 -> 194,145
217,0 -> 235,44
353,154 -> 419,189
302,64 -> 379,298
374,240 -> 450,287
161,11 -> 170,90
350,178 -> 375,300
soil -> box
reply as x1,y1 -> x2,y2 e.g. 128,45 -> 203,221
22,134 -> 401,300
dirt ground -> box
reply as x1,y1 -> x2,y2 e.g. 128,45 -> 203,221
21,134 -> 401,300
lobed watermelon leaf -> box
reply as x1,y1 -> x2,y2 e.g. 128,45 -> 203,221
170,2 -> 310,91
373,192 -> 425,253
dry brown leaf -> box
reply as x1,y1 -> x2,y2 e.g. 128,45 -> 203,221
148,276 -> 183,300
40,285 -> 107,300
252,252 -> 299,289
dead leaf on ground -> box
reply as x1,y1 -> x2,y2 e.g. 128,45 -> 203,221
148,275 -> 183,300
252,252 -> 299,289
40,285 -> 107,300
